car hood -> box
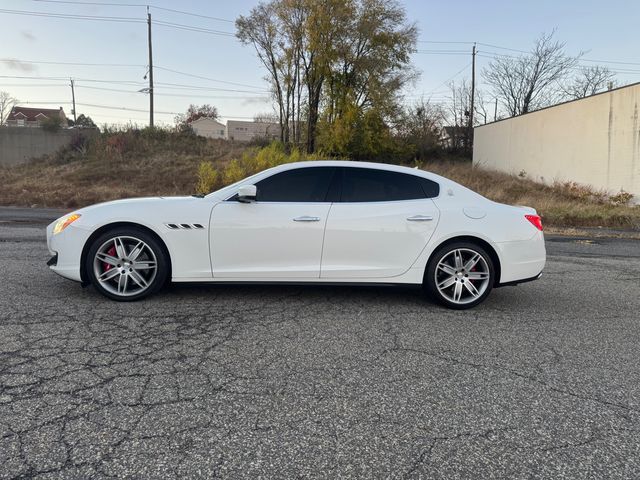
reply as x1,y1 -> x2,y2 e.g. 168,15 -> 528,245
74,196 -> 200,214
52,196 -> 218,231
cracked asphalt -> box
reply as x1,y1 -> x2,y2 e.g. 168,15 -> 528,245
1,208 -> 639,479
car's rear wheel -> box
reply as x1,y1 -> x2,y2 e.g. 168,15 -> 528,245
425,242 -> 495,309
86,228 -> 169,301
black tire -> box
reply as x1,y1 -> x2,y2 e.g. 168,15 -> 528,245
424,241 -> 495,310
85,227 -> 169,301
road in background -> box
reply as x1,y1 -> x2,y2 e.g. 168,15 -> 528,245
1,209 -> 639,478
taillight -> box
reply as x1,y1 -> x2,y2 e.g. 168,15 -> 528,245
525,214 -> 543,231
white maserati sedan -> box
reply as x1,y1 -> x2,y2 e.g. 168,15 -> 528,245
46,161 -> 545,309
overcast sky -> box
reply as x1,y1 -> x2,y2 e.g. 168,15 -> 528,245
1,0 -> 639,126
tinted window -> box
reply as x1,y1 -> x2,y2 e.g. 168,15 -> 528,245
418,177 -> 440,198
340,168 -> 430,202
255,167 -> 335,202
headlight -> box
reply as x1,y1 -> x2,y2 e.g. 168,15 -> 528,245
53,213 -> 81,235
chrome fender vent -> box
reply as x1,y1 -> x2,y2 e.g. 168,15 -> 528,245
165,223 -> 205,230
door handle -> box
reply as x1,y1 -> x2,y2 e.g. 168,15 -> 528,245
293,216 -> 321,222
407,215 -> 433,222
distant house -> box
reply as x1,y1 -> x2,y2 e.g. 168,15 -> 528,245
6,106 -> 68,128
226,120 -> 279,142
189,117 -> 226,139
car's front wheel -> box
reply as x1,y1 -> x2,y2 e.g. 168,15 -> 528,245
85,227 -> 169,301
425,242 -> 495,309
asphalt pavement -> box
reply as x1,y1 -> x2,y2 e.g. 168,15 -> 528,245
1,207 -> 639,479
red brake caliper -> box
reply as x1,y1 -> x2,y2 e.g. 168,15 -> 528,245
103,245 -> 117,272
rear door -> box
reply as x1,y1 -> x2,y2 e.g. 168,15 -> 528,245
320,167 -> 440,279
210,166 -> 336,278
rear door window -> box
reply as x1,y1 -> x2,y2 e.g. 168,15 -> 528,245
340,168 -> 436,202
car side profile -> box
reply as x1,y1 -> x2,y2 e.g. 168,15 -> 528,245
46,161 -> 545,309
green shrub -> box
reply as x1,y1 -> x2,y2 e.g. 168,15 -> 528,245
195,161 -> 219,195
216,141 -> 337,188
222,159 -> 246,185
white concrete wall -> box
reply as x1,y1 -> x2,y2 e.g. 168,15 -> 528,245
473,83 -> 640,197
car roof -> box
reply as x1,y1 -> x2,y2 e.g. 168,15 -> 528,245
208,160 -> 484,202
262,160 -> 445,180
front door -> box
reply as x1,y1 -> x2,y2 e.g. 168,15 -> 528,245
210,166 -> 336,278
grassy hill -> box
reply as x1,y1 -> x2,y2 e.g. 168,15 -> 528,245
1,128 -> 638,230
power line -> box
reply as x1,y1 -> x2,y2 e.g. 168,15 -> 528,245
0,7 -> 143,23
75,84 -> 269,100
0,63 -> 267,90
0,58 -> 144,67
0,74 -> 270,92
476,52 -> 640,74
77,102 -> 179,114
476,42 -> 528,54
155,81 -> 271,94
417,40 -> 474,45
151,6 -> 233,23
32,0 -> 145,6
10,99 -> 179,115
476,42 -> 640,68
152,20 -> 235,37
10,5 -> 640,68
0,74 -> 146,85
424,62 -> 472,96
30,0 -> 235,22
415,50 -> 470,55
154,66 -> 266,90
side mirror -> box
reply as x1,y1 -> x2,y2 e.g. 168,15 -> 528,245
237,184 -> 257,203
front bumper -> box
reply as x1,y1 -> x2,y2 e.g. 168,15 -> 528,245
46,221 -> 90,282
46,253 -> 58,266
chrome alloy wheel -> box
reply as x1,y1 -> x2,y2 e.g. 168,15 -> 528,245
434,248 -> 491,305
92,236 -> 158,297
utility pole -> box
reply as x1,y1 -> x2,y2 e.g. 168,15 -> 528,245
494,98 -> 498,121
147,7 -> 154,128
468,43 -> 476,150
70,78 -> 77,125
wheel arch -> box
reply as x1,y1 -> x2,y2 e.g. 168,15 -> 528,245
80,221 -> 172,285
424,235 -> 502,287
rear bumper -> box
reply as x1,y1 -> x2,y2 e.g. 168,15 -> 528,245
495,231 -> 546,284
497,271 -> 542,287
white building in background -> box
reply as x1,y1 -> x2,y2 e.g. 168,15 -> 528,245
473,82 -> 640,199
189,117 -> 226,139
226,120 -> 279,142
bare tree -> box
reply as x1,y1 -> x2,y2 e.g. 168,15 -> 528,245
397,98 -> 445,159
564,65 -> 616,99
444,79 -> 473,150
483,31 -> 581,116
237,2 -> 292,144
474,89 -> 489,125
253,112 -> 279,123
174,104 -> 218,127
0,91 -> 18,125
